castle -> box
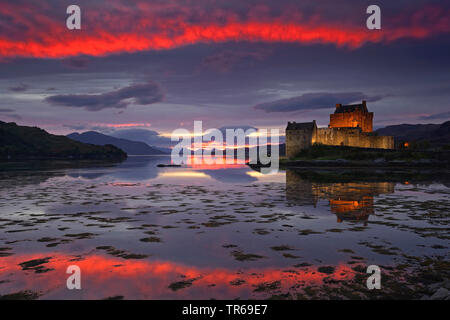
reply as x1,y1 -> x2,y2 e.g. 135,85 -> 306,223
285,101 -> 394,158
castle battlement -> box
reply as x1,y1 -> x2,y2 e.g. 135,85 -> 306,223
329,100 -> 373,132
285,101 -> 394,158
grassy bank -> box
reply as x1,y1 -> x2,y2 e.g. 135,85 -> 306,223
289,144 -> 447,161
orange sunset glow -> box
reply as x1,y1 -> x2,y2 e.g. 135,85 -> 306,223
0,4 -> 449,58
0,253 -> 356,299
1,0 -> 449,304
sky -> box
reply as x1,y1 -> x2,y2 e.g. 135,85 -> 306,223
0,0 -> 449,147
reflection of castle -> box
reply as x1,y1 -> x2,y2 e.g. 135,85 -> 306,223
286,170 -> 395,223
286,101 -> 394,158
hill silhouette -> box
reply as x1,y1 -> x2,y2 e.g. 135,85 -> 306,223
0,121 -> 127,160
375,121 -> 450,146
67,131 -> 168,155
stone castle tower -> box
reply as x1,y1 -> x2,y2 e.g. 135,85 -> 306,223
329,100 -> 373,132
285,101 -> 394,158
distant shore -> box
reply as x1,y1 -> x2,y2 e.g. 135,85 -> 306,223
0,158 -> 126,172
279,158 -> 450,168
276,144 -> 450,168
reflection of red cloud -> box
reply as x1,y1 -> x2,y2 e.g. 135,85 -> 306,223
0,253 -> 355,299
183,155 -> 248,169
0,3 -> 449,58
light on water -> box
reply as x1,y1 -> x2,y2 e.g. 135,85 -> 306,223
0,156 -> 448,299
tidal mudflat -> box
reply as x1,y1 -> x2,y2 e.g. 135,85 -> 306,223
0,156 -> 448,299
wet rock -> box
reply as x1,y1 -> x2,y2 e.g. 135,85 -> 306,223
168,279 -> 195,291
140,237 -> 161,243
230,250 -> 266,262
18,257 -> 53,273
229,279 -> 246,286
253,281 -> 281,293
317,266 -> 335,274
0,290 -> 40,300
294,262 -> 312,268
270,245 -> 294,251
430,288 -> 450,300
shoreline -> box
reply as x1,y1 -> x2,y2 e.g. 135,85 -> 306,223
0,158 -> 126,172
279,159 -> 450,168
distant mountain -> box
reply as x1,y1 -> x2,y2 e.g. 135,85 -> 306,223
110,129 -> 173,150
67,131 -> 168,155
375,121 -> 450,146
153,146 -> 172,154
0,121 -> 126,160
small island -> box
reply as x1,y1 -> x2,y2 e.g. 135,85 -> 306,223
282,102 -> 450,167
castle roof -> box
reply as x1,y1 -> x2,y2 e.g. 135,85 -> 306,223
286,120 -> 316,130
335,101 -> 369,114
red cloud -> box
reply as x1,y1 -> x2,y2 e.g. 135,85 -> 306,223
0,2 -> 448,58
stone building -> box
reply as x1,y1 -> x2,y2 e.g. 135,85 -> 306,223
330,101 -> 373,132
286,101 -> 394,158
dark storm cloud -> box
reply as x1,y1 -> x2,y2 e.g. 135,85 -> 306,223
63,124 -> 90,131
0,108 -> 22,120
4,114 -> 22,120
218,125 -> 257,132
200,49 -> 272,73
419,111 -> 450,121
45,82 -> 164,111
254,92 -> 383,113
61,57 -> 90,69
8,83 -> 29,92
1,1 -> 449,130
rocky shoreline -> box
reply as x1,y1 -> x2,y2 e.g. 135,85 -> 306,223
421,282 -> 450,300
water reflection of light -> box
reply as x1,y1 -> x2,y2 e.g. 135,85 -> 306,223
183,156 -> 248,170
159,171 -> 210,178
111,182 -> 141,187
0,253 -> 356,299
246,171 -> 285,182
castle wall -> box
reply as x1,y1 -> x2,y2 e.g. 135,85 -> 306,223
314,128 -> 394,149
329,110 -> 373,132
286,126 -> 316,158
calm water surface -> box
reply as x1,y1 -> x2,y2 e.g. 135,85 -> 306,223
0,156 -> 448,299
